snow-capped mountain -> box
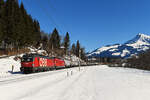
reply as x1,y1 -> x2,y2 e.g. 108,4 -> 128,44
87,33 -> 150,58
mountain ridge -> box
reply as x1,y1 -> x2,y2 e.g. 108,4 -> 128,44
87,33 -> 150,58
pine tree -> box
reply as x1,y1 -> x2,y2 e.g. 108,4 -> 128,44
25,15 -> 35,45
63,32 -> 70,55
76,40 -> 80,57
80,47 -> 86,60
33,20 -> 41,45
49,28 -> 61,50
2,0 -> 20,48
3,0 -> 13,47
11,0 -> 22,48
18,2 -> 28,47
71,43 -> 76,55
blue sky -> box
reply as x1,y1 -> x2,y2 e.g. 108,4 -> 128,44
19,0 -> 150,52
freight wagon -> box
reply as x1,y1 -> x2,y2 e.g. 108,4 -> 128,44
20,54 -> 65,73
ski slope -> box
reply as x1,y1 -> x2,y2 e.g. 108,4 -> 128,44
0,65 -> 150,100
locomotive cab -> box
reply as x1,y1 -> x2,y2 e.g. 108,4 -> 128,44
20,54 -> 35,73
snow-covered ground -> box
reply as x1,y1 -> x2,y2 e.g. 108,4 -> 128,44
0,56 -> 21,78
0,65 -> 150,100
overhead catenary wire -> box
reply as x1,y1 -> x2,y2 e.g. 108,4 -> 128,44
25,0 -> 65,34
21,0 -> 51,34
46,0 -> 72,33
37,0 -> 72,35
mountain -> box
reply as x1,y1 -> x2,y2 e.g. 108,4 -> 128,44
87,33 -> 150,58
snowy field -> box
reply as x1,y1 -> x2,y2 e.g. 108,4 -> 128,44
0,65 -> 150,100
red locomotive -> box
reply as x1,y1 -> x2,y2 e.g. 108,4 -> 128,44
20,54 -> 65,73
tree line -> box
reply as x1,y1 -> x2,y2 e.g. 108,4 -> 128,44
0,0 -> 86,60
124,50 -> 150,70
41,28 -> 86,60
0,0 -> 41,49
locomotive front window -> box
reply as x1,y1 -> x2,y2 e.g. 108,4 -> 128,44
22,58 -> 33,62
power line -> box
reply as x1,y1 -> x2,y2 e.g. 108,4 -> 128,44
22,1 -> 49,32
46,0 -> 72,34
26,0 -> 64,34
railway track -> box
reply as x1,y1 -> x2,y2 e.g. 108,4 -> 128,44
0,65 -> 92,85
0,69 -> 67,85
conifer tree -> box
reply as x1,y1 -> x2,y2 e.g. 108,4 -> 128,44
63,32 -> 70,55
11,0 -> 22,48
76,40 -> 80,57
33,20 -> 41,45
80,47 -> 86,60
49,28 -> 61,50
18,2 -> 28,47
71,43 -> 76,55
3,0 -> 13,46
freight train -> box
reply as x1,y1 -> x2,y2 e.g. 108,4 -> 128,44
20,54 -> 65,74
